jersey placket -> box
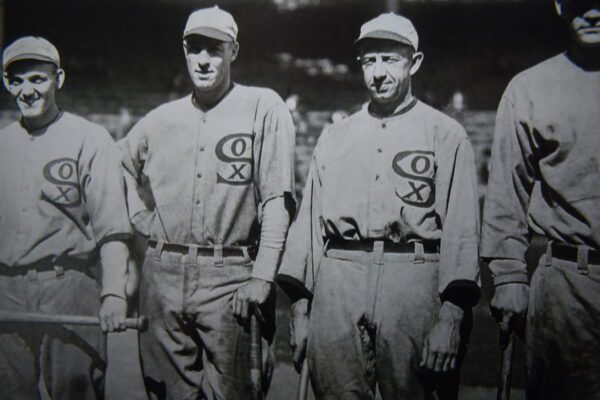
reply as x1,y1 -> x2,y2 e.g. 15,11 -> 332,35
14,135 -> 36,262
366,119 -> 389,238
191,113 -> 208,244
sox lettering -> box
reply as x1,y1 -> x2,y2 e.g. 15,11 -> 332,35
42,158 -> 81,207
215,133 -> 253,185
392,150 -> 435,208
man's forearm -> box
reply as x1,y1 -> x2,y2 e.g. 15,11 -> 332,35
99,240 -> 129,300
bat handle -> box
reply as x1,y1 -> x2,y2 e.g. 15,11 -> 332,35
497,331 -> 516,400
296,359 -> 310,400
250,309 -> 263,400
123,316 -> 148,331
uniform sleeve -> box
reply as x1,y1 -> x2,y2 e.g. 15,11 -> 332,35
254,93 -> 296,205
251,195 -> 292,282
481,85 -> 534,286
80,132 -> 133,247
118,117 -> 153,234
436,133 -> 481,309
277,156 -> 324,302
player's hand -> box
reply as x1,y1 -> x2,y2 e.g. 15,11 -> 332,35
125,257 -> 140,299
231,278 -> 272,321
99,295 -> 127,333
420,302 -> 463,372
490,282 -> 529,343
290,298 -> 310,373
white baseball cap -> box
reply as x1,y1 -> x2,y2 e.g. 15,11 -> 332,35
355,13 -> 419,51
183,6 -> 238,42
2,36 -> 60,71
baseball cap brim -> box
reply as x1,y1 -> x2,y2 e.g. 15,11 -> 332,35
354,30 -> 415,49
4,53 -> 59,70
183,27 -> 234,42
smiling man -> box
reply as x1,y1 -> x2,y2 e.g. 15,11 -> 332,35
277,13 -> 480,400
119,6 -> 296,400
482,0 -> 600,398
0,36 -> 132,399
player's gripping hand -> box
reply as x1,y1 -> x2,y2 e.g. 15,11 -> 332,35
99,295 -> 128,333
231,278 -> 272,322
290,298 -> 310,373
490,282 -> 529,343
420,302 -> 464,372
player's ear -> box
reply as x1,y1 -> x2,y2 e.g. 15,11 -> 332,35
230,41 -> 239,61
182,39 -> 188,57
56,68 -> 65,90
2,72 -> 11,92
409,51 -> 424,75
554,0 -> 565,18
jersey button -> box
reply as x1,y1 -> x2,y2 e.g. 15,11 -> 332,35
197,173 -> 202,178
199,147 -> 205,152
382,123 -> 387,128
375,174 -> 380,181
377,148 -> 382,153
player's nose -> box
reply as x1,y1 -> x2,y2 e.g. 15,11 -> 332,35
373,59 -> 387,80
197,50 -> 211,67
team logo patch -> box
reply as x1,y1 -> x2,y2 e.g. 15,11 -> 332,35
392,150 -> 435,208
215,133 -> 253,185
42,158 -> 81,207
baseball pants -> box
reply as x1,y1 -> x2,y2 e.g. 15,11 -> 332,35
139,243 -> 274,400
307,242 -> 464,400
525,244 -> 600,400
0,266 -> 105,400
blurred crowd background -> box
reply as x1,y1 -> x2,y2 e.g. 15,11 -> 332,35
1,0 -> 569,397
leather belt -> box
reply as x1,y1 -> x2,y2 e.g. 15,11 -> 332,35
327,239 -> 439,254
148,240 -> 252,258
0,256 -> 92,277
551,242 -> 600,265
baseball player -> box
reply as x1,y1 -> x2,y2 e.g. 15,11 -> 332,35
119,6 -> 296,400
0,36 -> 132,400
482,0 -> 600,398
277,13 -> 480,400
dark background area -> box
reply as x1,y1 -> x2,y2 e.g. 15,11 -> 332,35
2,0 -> 568,113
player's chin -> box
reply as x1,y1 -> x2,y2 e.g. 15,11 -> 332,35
18,102 -> 46,119
574,30 -> 600,46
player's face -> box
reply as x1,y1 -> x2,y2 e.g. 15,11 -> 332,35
359,40 -> 421,105
184,35 -> 238,93
3,61 -> 63,121
558,0 -> 600,46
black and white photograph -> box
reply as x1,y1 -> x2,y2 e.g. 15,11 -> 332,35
0,0 -> 599,399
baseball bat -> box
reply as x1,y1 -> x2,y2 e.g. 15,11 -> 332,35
497,331 -> 516,400
250,309 -> 264,400
296,359 -> 310,400
0,310 -> 148,331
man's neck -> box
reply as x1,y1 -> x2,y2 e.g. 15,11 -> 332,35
369,92 -> 415,119
192,79 -> 233,112
567,43 -> 600,71
22,104 -> 61,132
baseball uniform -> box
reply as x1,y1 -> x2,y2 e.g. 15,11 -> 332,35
120,84 -> 295,400
278,99 -> 480,399
482,53 -> 600,400
0,111 -> 132,400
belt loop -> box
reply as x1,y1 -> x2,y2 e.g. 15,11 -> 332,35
214,244 -> 224,267
577,245 -> 589,276
54,266 -> 65,279
154,240 -> 165,261
545,241 -> 553,267
27,269 -> 37,283
373,241 -> 384,265
414,242 -> 425,264
188,246 -> 198,267
241,247 -> 251,263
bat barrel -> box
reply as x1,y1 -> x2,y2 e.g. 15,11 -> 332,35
249,310 -> 263,400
